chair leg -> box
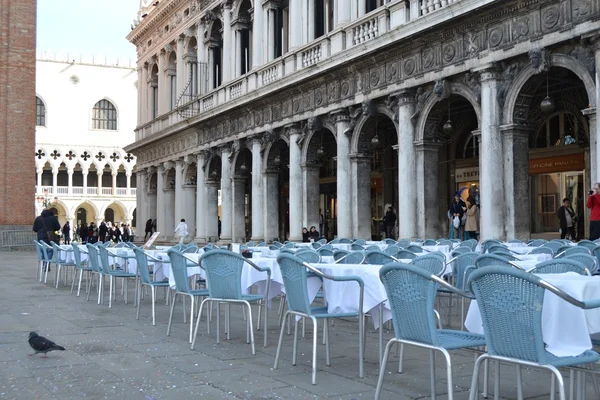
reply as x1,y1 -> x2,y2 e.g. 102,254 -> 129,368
97,274 -> 103,305
70,268 -> 77,294
516,365 -> 524,400
398,343 -> 405,373
136,282 -> 142,321
494,361 -> 500,400
311,316 -> 318,385
292,318 -> 299,366
430,350 -> 436,400
216,302 -> 221,344
263,298 -> 268,348
77,269 -> 83,297
440,349 -> 453,400
246,302 -> 255,355
375,339 -> 396,400
324,318 -> 330,366
182,295 -> 186,324
167,292 -> 178,336
124,278 -> 128,305
273,311 -> 289,370
55,265 -> 61,288
151,286 -> 156,326
468,355 -> 488,400
188,295 -> 195,344
109,276 -> 114,308
191,298 -> 209,350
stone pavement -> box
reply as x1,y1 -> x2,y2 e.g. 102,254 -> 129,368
0,251 -> 596,399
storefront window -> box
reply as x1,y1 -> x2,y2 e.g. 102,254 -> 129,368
533,111 -> 584,148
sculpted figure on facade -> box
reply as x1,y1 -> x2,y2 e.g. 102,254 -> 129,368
229,139 -> 241,161
570,45 -> 595,76
411,87 -> 432,123
497,61 -> 521,114
433,79 -> 452,100
201,148 -> 213,171
529,48 -> 551,74
464,72 -> 481,100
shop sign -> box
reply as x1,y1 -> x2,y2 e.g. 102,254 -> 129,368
529,153 -> 585,174
455,167 -> 479,183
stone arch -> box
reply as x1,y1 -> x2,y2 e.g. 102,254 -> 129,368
301,125 -> 336,164
102,200 -> 128,223
415,82 -> 481,142
352,104 -> 399,153
503,53 -> 596,125
75,201 -> 100,226
183,161 -> 197,184
231,147 -> 252,175
263,136 -> 289,171
232,0 -> 253,19
205,154 -> 222,181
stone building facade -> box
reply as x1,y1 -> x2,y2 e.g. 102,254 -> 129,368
0,0 -> 37,229
127,0 -> 600,242
35,52 -> 138,233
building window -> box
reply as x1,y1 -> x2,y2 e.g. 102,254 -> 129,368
92,99 -> 117,130
36,97 -> 46,126
533,111 -> 585,149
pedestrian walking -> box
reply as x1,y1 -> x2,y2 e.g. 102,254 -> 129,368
174,219 -> 188,245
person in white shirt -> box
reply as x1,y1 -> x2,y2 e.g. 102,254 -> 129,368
174,218 -> 188,245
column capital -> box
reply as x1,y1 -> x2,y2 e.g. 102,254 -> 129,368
111,171 -> 118,177
183,154 -> 195,165
329,108 -> 351,123
349,153 -> 371,163
219,143 -> 232,155
413,140 -> 443,151
300,162 -> 321,170
394,89 -> 417,106
247,134 -> 263,147
499,124 -> 534,140
163,160 -> 174,170
175,158 -> 184,167
284,123 -> 302,137
583,107 -> 597,119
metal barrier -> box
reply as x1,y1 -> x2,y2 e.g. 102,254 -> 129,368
0,230 -> 36,251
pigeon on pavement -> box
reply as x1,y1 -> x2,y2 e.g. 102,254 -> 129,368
28,332 -> 65,358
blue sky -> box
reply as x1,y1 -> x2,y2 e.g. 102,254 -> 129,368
37,0 -> 139,59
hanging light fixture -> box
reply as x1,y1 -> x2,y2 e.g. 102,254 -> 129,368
211,169 -> 218,179
443,98 -> 453,135
273,155 -> 281,167
240,152 -> 248,174
371,114 -> 381,149
316,132 -> 325,158
540,71 -> 556,113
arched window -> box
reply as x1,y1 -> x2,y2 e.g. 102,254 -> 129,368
36,97 -> 46,126
92,100 -> 118,130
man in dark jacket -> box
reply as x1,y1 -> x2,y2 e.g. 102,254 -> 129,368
79,224 -> 89,244
383,206 -> 397,239
33,209 -> 61,261
449,195 -> 467,241
557,198 -> 576,240
99,222 -> 108,243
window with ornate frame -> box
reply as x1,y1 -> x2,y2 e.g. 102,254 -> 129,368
36,96 -> 46,126
92,99 -> 117,130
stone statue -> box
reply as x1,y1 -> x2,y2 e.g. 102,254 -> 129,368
433,79 -> 451,100
411,87 -> 432,122
529,48 -> 551,74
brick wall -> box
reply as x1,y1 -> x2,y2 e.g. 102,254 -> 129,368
0,0 -> 37,226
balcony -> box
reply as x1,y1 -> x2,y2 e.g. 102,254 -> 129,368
135,0 -> 476,143
37,186 -> 136,198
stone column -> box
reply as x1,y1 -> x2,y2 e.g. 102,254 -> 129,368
126,171 -> 132,193
358,0 -> 366,17
136,170 -> 146,234
302,163 -> 320,233
287,124 -> 303,241
67,168 -> 74,195
36,168 -> 42,191
268,9 -> 276,61
156,164 -> 166,236
397,91 -> 417,239
207,46 -> 215,90
164,187 -> 175,240
176,36 -> 185,98
222,3 -> 232,83
331,109 -> 353,239
478,66 -> 504,240
174,159 -> 184,223
250,137 -> 264,240
137,66 -> 144,124
264,169 -> 279,242
96,171 -> 102,195
52,168 -> 58,195
82,168 -> 88,195
205,180 -> 219,242
195,152 -> 206,242
232,175 -> 247,242
197,21 -> 206,95
351,154 -> 371,239
307,0 -> 315,43
415,141 -> 441,239
289,1 -> 301,50
337,0 -> 351,27
220,146 -> 233,242
158,51 -> 167,115
182,184 -> 196,239
235,29 -> 243,77
252,2 -> 264,69
501,125 -> 531,241
592,41 -> 600,183
584,109 -> 597,183
111,171 -> 118,196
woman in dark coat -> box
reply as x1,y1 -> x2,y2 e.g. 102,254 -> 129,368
79,224 -> 89,244
144,219 -> 153,241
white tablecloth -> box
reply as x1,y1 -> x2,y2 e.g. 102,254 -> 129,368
311,263 -> 390,329
516,253 -> 552,263
465,272 -> 600,357
152,252 -> 204,288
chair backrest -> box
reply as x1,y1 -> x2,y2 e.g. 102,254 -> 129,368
541,241 -> 563,253
351,243 -> 365,251
333,250 -> 349,261
488,245 -> 509,254
246,240 -> 255,247
166,249 -> 194,293
461,239 -> 478,251
269,245 -> 280,250
475,254 -> 516,268
97,246 -> 114,274
452,247 -> 470,256
468,266 -> 552,363
311,242 -> 322,250
422,239 -> 437,246
272,241 -> 283,248
579,241 -> 598,252
558,247 -> 590,257
507,239 -> 523,244
564,253 -> 597,273
280,248 -> 295,254
531,259 -> 589,275
338,238 -> 352,244
317,248 -> 334,256
454,252 -> 480,289
133,248 -> 154,284
200,250 -> 247,299
318,238 -> 327,244
329,238 -> 340,244
366,245 -> 381,251
341,251 -> 366,264
528,239 -> 547,247
489,251 -> 520,262
72,244 -> 85,268
406,245 -> 423,253
484,242 -> 506,253
379,263 -> 440,346
86,244 -> 102,273
277,253 -> 313,314
411,254 -> 445,275
364,250 -> 395,265
34,240 -> 50,262
183,246 -> 199,254
257,241 -> 266,247
51,242 -> 63,263
397,239 -> 410,248
554,245 -> 573,255
437,240 -> 453,247
528,246 -> 554,256
383,238 -> 397,245
353,239 -> 366,245
395,249 -> 417,260
295,250 -> 321,264
284,242 -> 295,248
114,242 -> 127,248
384,245 -> 400,255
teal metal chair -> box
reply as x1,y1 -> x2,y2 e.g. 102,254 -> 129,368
71,244 -> 92,297
34,240 -> 52,283
364,249 -> 398,264
335,251 -> 365,264
395,249 -> 418,260
555,246 -> 590,258
564,253 -> 598,274
375,263 -> 486,400
274,253 -> 364,385
528,246 -> 554,257
133,248 -> 171,325
467,266 -> 600,400
528,239 -> 548,247
296,250 -> 321,264
97,246 -> 137,308
85,244 -> 104,304
191,249 -> 271,351
166,249 -> 210,343
333,249 -> 349,261
530,259 -> 590,276
51,242 -> 77,289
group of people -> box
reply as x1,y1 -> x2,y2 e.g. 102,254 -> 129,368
448,195 -> 480,240
301,226 -> 321,242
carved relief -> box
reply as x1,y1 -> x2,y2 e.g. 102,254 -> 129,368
433,79 -> 452,100
464,32 -> 480,57
443,43 -> 456,63
411,87 -> 432,123
464,72 -> 481,100
529,48 -> 551,74
497,61 -> 522,118
570,46 -> 595,76
422,47 -> 435,69
488,26 -> 504,48
512,17 -> 530,40
542,6 -> 560,30
573,0 -> 592,21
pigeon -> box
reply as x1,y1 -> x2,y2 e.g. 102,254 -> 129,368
28,332 -> 65,358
